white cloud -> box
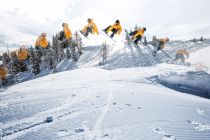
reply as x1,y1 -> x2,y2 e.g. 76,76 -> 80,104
0,0 -> 210,49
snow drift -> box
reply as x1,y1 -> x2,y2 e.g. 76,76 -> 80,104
153,71 -> 210,99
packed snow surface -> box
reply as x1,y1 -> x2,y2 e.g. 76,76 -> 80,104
1,65 -> 210,140
1,33 -> 210,140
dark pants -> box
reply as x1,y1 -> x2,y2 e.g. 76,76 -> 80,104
129,31 -> 137,36
104,26 -> 118,38
173,54 -> 185,62
129,31 -> 142,45
157,42 -> 164,51
58,31 -> 71,48
83,27 -> 92,37
152,42 -> 164,56
18,60 -> 28,72
58,31 -> 65,41
134,35 -> 142,45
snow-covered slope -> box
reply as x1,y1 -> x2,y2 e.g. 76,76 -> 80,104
76,33 -> 210,69
187,46 -> 210,72
1,66 -> 210,140
1,32 -> 210,140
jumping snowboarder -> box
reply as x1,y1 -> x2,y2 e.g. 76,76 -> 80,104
35,33 -> 49,50
152,38 -> 169,56
173,49 -> 189,63
0,63 -> 8,86
17,47 -> 29,72
129,27 -> 147,45
81,18 -> 99,37
104,20 -> 122,38
35,33 -> 49,57
58,23 -> 72,48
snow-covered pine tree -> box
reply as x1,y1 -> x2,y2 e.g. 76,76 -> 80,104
2,52 -> 11,66
66,48 -> 71,59
29,47 -> 41,75
144,36 -> 148,46
44,42 -> 54,69
200,36 -> 204,42
134,25 -> 139,31
52,36 -> 59,72
99,42 -> 109,66
193,38 -> 196,43
71,32 -> 83,61
55,34 -> 65,61
10,51 -> 20,74
52,34 -> 66,70
152,35 -> 157,46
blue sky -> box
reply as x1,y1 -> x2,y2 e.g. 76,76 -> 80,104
0,0 -> 210,49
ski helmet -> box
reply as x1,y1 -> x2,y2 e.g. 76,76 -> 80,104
41,33 -> 47,37
87,18 -> 92,23
116,20 -> 120,24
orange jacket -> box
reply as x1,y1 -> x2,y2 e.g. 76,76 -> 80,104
176,50 -> 189,55
35,36 -> 48,48
18,49 -> 28,61
82,20 -> 99,34
158,38 -> 169,44
63,23 -> 72,40
158,38 -> 169,49
0,67 -> 7,80
107,23 -> 122,35
132,28 -> 145,39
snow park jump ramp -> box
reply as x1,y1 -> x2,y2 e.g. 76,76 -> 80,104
1,33 -> 210,140
149,71 -> 210,99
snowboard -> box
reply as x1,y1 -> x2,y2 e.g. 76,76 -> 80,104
77,30 -> 89,39
100,30 -> 117,43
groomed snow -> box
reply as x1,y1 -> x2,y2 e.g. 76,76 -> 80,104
1,65 -> 210,140
1,33 -> 210,140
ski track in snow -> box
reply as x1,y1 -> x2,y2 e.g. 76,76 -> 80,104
1,34 -> 210,140
85,92 -> 114,140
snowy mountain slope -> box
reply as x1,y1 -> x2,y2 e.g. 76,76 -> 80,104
76,33 -> 210,69
5,33 -> 210,86
1,32 -> 210,140
187,46 -> 210,72
1,66 -> 210,140
7,59 -> 76,86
